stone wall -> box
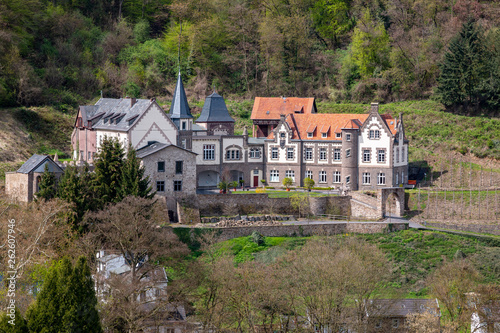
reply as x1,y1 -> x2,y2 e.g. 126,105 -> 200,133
425,222 -> 500,236
197,193 -> 351,217
350,191 -> 380,219
5,172 -> 30,202
183,222 -> 408,241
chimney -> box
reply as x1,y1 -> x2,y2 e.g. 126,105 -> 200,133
370,102 -> 379,114
131,97 -> 137,107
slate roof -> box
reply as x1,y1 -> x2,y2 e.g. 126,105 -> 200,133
169,72 -> 193,119
367,299 -> 440,317
136,142 -> 196,159
79,105 -> 100,127
197,92 -> 235,123
17,154 -> 63,174
89,98 -> 154,132
251,97 -> 316,120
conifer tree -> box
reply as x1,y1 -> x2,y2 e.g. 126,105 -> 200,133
26,257 -> 102,333
93,136 -> 125,208
437,19 -> 487,110
0,307 -> 28,333
36,164 -> 57,201
121,145 -> 154,199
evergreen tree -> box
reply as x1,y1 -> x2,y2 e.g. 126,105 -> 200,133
93,136 -> 125,208
58,163 -> 96,230
120,145 -> 154,199
0,307 -> 28,333
437,19 -> 487,110
36,164 -> 57,201
26,257 -> 102,333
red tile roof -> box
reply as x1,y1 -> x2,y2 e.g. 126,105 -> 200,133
251,97 -> 316,120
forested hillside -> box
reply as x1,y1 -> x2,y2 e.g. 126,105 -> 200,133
1,0 -> 500,113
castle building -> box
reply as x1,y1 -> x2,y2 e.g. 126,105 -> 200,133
69,74 -> 408,195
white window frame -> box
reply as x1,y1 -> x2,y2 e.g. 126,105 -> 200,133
305,170 -> 313,180
321,132 -> 327,138
346,175 -> 351,184
363,149 -> 370,162
285,170 -> 295,182
377,150 -> 385,163
287,147 -> 294,159
305,147 -> 313,160
346,149 -> 351,158
270,170 -> 279,182
307,132 -> 313,138
319,171 -> 327,183
333,171 -> 341,183
377,173 -> 386,185
249,148 -> 261,159
226,149 -> 240,160
363,172 -> 371,185
203,144 -> 215,160
334,148 -> 341,161
346,133 -> 351,141
319,148 -> 327,161
271,147 -> 278,159
336,133 -> 341,139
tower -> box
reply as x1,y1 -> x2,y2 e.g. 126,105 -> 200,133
169,71 -> 193,149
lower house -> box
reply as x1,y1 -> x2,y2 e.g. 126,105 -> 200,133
366,299 -> 441,332
95,250 -> 193,333
5,154 -> 64,202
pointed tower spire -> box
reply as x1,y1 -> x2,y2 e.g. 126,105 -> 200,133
169,71 -> 193,128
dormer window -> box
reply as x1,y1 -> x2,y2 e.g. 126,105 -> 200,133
307,132 -> 313,138
321,133 -> 327,138
336,133 -> 341,139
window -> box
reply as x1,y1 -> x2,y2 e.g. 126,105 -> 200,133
181,121 -> 186,130
158,161 -> 165,172
249,148 -> 261,158
319,171 -> 327,183
285,170 -> 295,181
363,172 -> 371,184
305,170 -> 313,179
396,148 -> 399,163
369,129 -> 380,139
156,181 -> 165,192
377,150 -> 385,163
319,148 -> 327,160
336,133 -> 341,139
287,147 -> 294,159
305,147 -> 313,160
253,169 -> 259,175
363,149 -> 370,162
80,150 -> 84,160
375,320 -> 382,329
392,319 -> 399,328
175,161 -> 183,174
377,173 -> 386,185
166,329 -> 175,333
88,152 -> 91,160
271,147 -> 278,159
307,132 -> 313,138
333,171 -> 341,183
346,149 -> 351,158
334,148 -> 341,161
174,180 -> 182,191
181,139 -> 186,149
226,149 -> 240,160
270,170 -> 279,182
280,132 -> 286,138
203,145 -> 215,160
396,172 -> 399,185
346,175 -> 351,184
322,132 -> 327,138
346,133 -> 351,141
402,147 -> 405,162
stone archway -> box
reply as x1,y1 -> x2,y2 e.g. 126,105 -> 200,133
380,188 -> 405,218
198,170 -> 220,188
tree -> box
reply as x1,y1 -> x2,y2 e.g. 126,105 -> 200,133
282,177 -> 293,190
83,196 -> 189,331
290,193 -> 310,218
93,136 -> 125,208
428,259 -> 482,331
35,164 -> 56,201
351,9 -> 390,78
303,177 -> 315,191
120,145 -> 154,199
26,257 -> 102,333
0,307 -> 28,333
437,19 -> 487,111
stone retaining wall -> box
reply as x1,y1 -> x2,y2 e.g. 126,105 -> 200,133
197,194 -> 351,217
187,222 -> 408,241
425,222 -> 500,236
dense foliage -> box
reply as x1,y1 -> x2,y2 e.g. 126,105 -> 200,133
1,0 -> 500,113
